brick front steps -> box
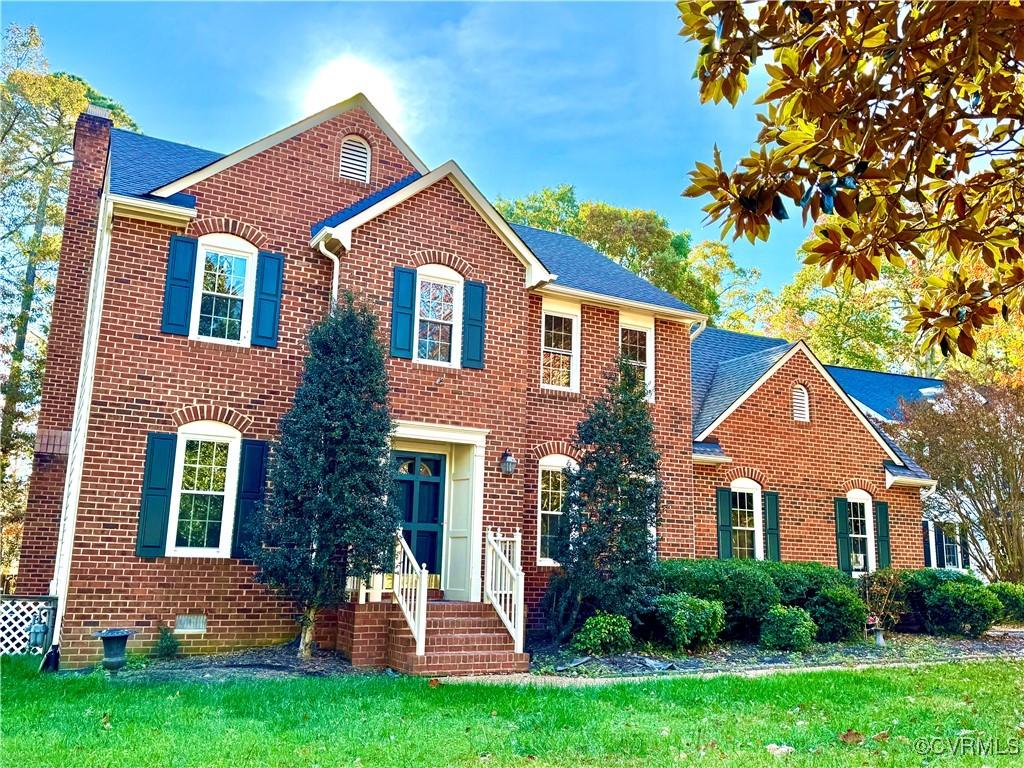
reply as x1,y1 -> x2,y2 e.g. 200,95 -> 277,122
331,597 -> 529,676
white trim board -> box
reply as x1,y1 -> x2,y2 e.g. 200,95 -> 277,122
312,160 -> 556,289
695,341 -> 904,467
150,94 -> 428,197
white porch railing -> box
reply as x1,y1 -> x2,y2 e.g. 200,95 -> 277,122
392,529 -> 429,656
484,528 -> 525,653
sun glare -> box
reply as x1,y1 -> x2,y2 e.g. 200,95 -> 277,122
301,53 -> 406,132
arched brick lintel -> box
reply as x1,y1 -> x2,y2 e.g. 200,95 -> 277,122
531,440 -> 582,462
410,249 -> 474,279
840,478 -> 882,496
189,217 -> 270,248
723,466 -> 770,486
170,404 -> 253,435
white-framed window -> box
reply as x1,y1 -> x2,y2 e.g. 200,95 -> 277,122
339,134 -> 371,183
792,384 -> 810,422
190,233 -> 258,347
413,264 -> 463,367
166,420 -> 241,558
540,304 -> 581,392
619,317 -> 655,401
537,454 -> 577,565
730,477 -> 764,560
943,531 -> 962,569
847,488 -> 876,575
929,520 -> 964,570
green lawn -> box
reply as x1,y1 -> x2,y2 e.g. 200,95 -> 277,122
2,657 -> 1023,767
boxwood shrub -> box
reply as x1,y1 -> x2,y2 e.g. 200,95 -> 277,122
759,605 -> 817,652
653,592 -> 725,652
989,582 -> 1024,623
901,568 -> 982,621
759,560 -> 855,607
658,560 -> 781,639
571,612 -> 633,656
922,581 -> 1002,637
806,585 -> 869,642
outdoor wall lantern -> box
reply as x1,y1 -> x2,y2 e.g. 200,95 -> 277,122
499,449 -> 518,476
28,612 -> 47,650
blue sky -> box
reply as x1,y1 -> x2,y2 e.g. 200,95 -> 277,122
8,1 -> 811,291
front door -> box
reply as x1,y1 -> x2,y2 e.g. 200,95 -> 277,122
392,452 -> 446,578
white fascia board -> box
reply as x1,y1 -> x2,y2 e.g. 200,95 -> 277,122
693,454 -> 733,465
886,470 -> 937,490
150,94 -> 428,197
312,160 -> 556,288
695,341 -> 904,466
536,283 -> 707,325
109,194 -> 196,225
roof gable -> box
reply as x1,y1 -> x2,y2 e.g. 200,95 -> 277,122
825,366 -> 943,422
109,128 -> 224,198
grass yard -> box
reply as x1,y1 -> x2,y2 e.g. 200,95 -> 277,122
2,657 -> 1023,767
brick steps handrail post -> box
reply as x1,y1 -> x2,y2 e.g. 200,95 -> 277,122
393,529 -> 428,655
484,528 -> 525,654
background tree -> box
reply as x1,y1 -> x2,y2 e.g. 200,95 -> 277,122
900,375 -> 1024,583
0,24 -> 134,586
679,1 -> 1024,357
543,359 -> 662,643
249,298 -> 399,658
496,185 -> 757,327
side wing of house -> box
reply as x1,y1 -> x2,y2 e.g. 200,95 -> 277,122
691,335 -> 932,574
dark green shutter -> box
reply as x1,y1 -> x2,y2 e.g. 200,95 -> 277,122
874,500 -> 891,568
161,235 -> 198,335
834,498 -> 852,574
923,521 -> 933,567
935,524 -> 946,568
251,251 -> 284,348
390,267 -> 416,358
959,528 -> 970,568
232,439 -> 269,559
763,491 -> 780,561
461,280 -> 486,369
716,487 -> 732,559
136,433 -> 176,557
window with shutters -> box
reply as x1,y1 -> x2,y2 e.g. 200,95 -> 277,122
339,135 -> 371,182
166,420 -> 240,558
538,454 -> 577,565
943,531 -> 961,569
190,233 -> 258,346
730,478 -> 764,560
846,488 -> 876,574
413,264 -> 463,367
792,384 -> 810,422
620,318 -> 655,401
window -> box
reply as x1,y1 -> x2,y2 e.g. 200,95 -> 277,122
190,233 -> 258,346
541,311 -> 580,391
538,454 -> 577,565
620,324 -> 655,400
943,532 -> 962,569
730,478 -> 764,560
166,420 -> 240,558
414,264 -> 463,366
339,135 -> 371,183
792,385 -> 810,422
846,489 -> 876,574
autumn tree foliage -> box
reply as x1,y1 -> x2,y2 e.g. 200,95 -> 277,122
679,1 -> 1024,358
900,376 -> 1024,583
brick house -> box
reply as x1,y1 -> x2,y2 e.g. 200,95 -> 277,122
17,96 -> 936,674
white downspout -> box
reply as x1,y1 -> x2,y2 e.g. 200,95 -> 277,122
317,236 -> 341,305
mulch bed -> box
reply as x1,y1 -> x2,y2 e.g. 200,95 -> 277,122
528,630 -> 1024,679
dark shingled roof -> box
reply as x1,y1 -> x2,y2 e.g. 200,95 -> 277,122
824,366 -> 943,422
109,128 -> 223,198
693,440 -> 728,459
310,172 -> 422,237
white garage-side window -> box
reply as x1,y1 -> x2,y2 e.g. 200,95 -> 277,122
537,454 -> 577,565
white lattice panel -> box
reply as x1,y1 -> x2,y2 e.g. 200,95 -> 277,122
0,597 -> 55,655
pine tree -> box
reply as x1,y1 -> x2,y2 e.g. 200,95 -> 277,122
543,359 -> 662,644
249,296 -> 398,658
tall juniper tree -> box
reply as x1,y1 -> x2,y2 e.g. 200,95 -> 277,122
249,296 -> 398,658
544,358 -> 662,643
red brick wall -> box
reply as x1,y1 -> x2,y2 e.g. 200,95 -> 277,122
17,113 -> 111,595
693,351 -> 924,569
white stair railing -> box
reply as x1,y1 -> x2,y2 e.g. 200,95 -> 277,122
393,529 -> 428,656
484,528 -> 525,653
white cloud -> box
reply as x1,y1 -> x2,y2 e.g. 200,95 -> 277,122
300,52 -> 409,134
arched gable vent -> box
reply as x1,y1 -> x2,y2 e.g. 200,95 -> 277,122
339,135 -> 371,182
792,384 -> 810,422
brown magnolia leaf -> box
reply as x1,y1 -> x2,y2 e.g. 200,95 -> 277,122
872,731 -> 890,743
101,712 -> 112,731
428,678 -> 441,688
839,729 -> 865,745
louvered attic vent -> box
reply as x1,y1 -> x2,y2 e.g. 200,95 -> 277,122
340,135 -> 371,182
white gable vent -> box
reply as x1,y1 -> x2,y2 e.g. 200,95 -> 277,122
339,135 -> 371,183
174,614 -> 207,634
792,384 -> 810,422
